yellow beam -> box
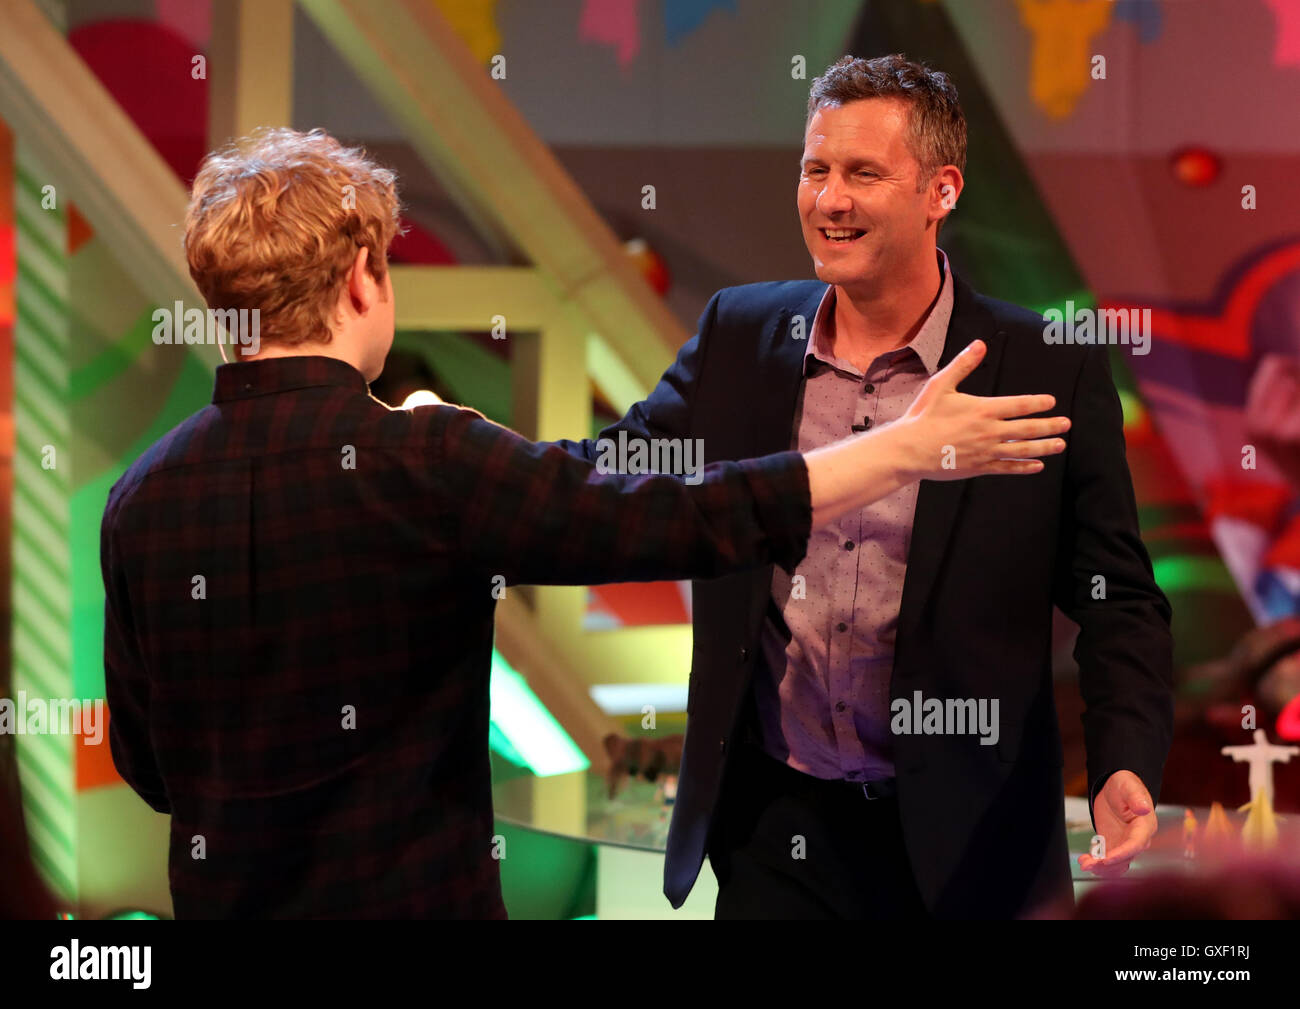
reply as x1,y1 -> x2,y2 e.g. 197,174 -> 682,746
297,0 -> 679,398
391,265 -> 552,331
208,0 -> 295,150
494,594 -> 618,767
0,0 -> 203,349
392,266 -> 647,416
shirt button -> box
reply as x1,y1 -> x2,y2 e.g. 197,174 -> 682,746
719,738 -> 726,753
835,701 -> 847,713
864,383 -> 875,393
739,647 -> 749,662
837,621 -> 848,633
843,540 -> 854,551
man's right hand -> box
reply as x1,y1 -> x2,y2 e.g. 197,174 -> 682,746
899,338 -> 1071,482
803,339 -> 1070,529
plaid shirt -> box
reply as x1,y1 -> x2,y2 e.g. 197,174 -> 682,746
101,355 -> 810,919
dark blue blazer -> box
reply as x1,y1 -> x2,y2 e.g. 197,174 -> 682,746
555,270 -> 1174,917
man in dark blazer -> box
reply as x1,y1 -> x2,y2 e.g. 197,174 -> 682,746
555,54 -> 1173,918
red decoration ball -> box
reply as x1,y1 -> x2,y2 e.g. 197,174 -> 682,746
624,238 -> 671,295
1278,693 -> 1300,742
1171,148 -> 1221,187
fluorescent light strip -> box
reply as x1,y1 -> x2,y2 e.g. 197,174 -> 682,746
489,650 -> 589,777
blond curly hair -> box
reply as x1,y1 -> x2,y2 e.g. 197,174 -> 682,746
183,127 -> 405,348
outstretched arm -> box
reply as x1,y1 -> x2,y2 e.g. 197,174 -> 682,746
440,339 -> 1070,587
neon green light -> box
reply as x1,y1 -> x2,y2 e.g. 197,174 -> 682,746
1117,388 -> 1143,428
490,650 -> 589,777
1029,291 -> 1096,318
1151,556 -> 1238,595
488,720 -> 528,767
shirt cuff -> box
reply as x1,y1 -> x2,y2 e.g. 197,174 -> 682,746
735,450 -> 812,575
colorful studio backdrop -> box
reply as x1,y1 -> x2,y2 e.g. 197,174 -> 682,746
0,0 -> 1297,915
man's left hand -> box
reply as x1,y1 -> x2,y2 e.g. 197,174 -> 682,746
1077,770 -> 1157,878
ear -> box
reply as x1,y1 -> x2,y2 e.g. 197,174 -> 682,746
930,165 -> 964,227
346,245 -> 374,311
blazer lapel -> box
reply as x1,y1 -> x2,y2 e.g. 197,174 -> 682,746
896,273 -> 1007,645
752,283 -> 827,457
741,274 -> 1004,646
744,282 -> 828,638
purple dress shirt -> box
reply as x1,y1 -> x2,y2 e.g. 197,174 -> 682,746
753,250 -> 954,782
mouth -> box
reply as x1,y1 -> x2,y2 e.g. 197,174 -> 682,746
819,227 -> 866,245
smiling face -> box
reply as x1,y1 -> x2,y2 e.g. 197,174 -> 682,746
798,98 -> 949,296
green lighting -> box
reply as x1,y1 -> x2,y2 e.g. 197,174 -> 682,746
488,720 -> 528,767
1117,388 -> 1143,428
56,910 -> 164,920
1029,290 -> 1096,318
1151,556 -> 1238,594
490,650 -> 589,777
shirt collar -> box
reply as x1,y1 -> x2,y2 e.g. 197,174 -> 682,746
804,248 -> 953,378
212,355 -> 370,403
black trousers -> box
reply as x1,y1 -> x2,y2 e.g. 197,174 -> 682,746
707,739 -> 930,919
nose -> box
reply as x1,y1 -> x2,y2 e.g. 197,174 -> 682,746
815,172 -> 852,216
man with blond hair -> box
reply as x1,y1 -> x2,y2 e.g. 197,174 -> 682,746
102,126 -> 1068,919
